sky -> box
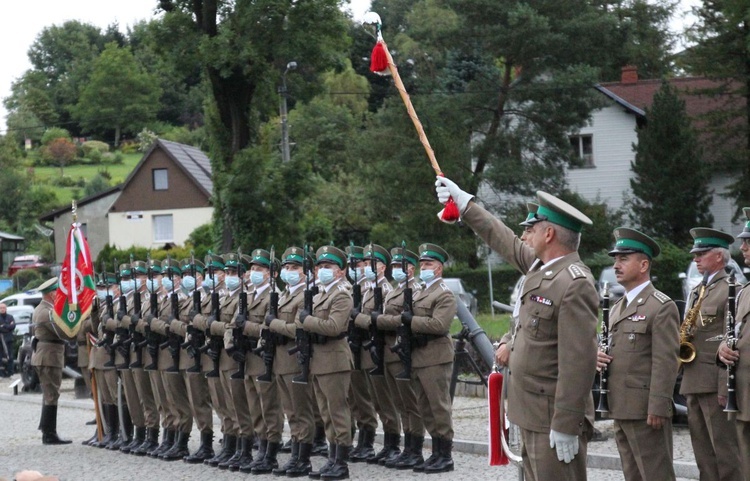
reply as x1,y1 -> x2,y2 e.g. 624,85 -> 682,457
0,0 -> 698,133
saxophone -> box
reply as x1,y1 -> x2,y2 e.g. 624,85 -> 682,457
679,272 -> 710,364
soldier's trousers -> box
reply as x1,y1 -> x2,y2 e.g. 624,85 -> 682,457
246,375 -> 283,443
369,371 -> 401,434
207,374 -> 235,435
686,393 -> 743,481
521,428 -> 588,481
94,368 -> 118,405
385,360 -> 423,435
185,370 -> 213,433
735,420 -> 750,481
163,371 -> 192,434
412,362 -> 453,440
276,372 -> 314,443
349,368 -> 377,430
614,418 -> 675,481
122,369 -> 147,428
313,371 -> 352,446
220,370 -> 252,438
35,366 -> 62,405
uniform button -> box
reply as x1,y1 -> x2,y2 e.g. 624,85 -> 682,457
540,388 -> 545,393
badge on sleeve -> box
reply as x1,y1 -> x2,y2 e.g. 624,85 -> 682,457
530,295 -> 553,306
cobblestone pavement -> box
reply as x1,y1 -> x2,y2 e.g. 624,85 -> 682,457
0,374 -> 697,480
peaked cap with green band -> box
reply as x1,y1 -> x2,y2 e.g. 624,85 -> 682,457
345,245 -> 364,261
316,245 -> 347,269
689,227 -> 734,253
390,247 -> 418,266
608,227 -> 660,258
419,243 -> 449,264
99,272 -> 117,285
519,202 -> 540,227
282,246 -> 307,266
205,253 -> 225,270
364,244 -> 391,265
738,207 -> 750,239
132,260 -> 149,275
118,263 -> 132,277
179,258 -> 205,274
222,252 -> 247,271
249,249 -> 271,267
146,259 -> 162,275
524,191 -> 593,233
161,258 -> 182,275
38,277 -> 59,294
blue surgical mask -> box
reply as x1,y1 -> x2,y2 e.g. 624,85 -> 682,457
146,279 -> 160,293
162,278 -> 173,292
317,268 -> 335,285
181,275 -> 196,291
225,276 -> 240,291
135,279 -> 143,290
419,269 -> 435,283
279,269 -> 289,284
392,268 -> 407,283
203,277 -> 215,290
121,279 -> 135,294
348,267 -> 363,281
364,265 -> 377,282
96,289 -> 108,301
250,271 -> 265,286
286,271 -> 301,286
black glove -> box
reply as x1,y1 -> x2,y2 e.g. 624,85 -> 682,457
207,348 -> 220,362
235,315 -> 247,330
265,314 -> 275,327
299,309 -> 311,324
262,350 -> 274,365
117,310 -> 126,321
401,311 -> 413,326
169,345 -> 179,358
206,315 -> 216,327
370,311 -> 380,328
350,307 -> 361,321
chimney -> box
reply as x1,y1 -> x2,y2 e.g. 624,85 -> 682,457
621,65 -> 638,85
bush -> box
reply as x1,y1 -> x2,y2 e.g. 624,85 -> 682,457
41,127 -> 70,146
87,148 -> 103,164
120,140 -> 139,154
112,152 -> 124,164
651,239 -> 693,301
137,128 -> 158,153
81,140 -> 109,156
84,173 -> 111,197
11,269 -> 42,291
40,137 -> 77,169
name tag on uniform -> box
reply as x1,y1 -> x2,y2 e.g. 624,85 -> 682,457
530,295 -> 553,306
629,315 -> 646,322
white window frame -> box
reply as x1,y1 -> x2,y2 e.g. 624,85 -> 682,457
569,134 -> 594,168
152,214 -> 174,243
153,168 -> 169,191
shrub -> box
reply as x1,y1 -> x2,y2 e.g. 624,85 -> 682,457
120,140 -> 139,154
81,140 -> 109,156
137,128 -> 158,153
41,127 -> 71,146
40,137 -> 77,170
112,152 -> 124,164
11,269 -> 42,291
87,148 -> 103,164
84,173 -> 111,197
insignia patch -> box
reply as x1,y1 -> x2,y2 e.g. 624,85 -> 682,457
567,265 -> 585,279
440,282 -> 450,292
653,291 -> 671,304
530,295 -> 553,306
629,315 -> 646,322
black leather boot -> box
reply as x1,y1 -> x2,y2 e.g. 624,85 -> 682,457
368,431 -> 399,465
149,428 -> 175,457
161,430 -> 190,460
121,426 -> 145,454
414,436 -> 439,472
240,438 -> 266,472
349,426 -> 374,463
281,438 -> 293,453
321,444 -> 349,480
133,427 -> 159,456
206,434 -> 236,467
109,405 -> 132,450
395,433 -> 423,470
229,436 -> 254,471
424,437 -> 454,473
82,432 -> 98,446
273,441 -> 299,475
101,404 -> 119,449
41,405 -> 72,445
184,430 -> 214,464
252,440 -> 281,474
386,432 -> 411,468
308,442 -> 335,479
311,425 -> 328,457
286,442 -> 312,478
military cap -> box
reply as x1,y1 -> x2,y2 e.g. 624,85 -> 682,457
316,245 -> 347,269
249,249 -> 272,268
419,243 -> 449,264
38,277 -> 58,294
132,260 -> 149,275
161,258 -> 182,275
179,258 -> 205,275
519,202 -> 540,227
99,272 -> 117,285
524,192 -> 592,233
205,253 -> 225,270
222,252 -> 247,272
689,227 -> 734,253
608,227 -> 660,258
147,259 -> 162,275
345,245 -> 364,262
364,244 -> 391,265
738,207 -> 750,239
282,246 -> 307,266
390,247 -> 418,266
118,263 -> 132,277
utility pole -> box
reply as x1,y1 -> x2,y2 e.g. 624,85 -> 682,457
279,61 -> 297,163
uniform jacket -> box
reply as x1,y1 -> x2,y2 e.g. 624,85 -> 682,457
91,296 -> 122,370
31,300 -> 72,368
303,278 -> 354,375
409,278 -> 456,369
353,277 -> 393,369
730,285 -> 750,421
268,284 -> 305,375
606,283 -> 680,419
680,268 -> 729,396
210,288 -> 239,371
241,283 -> 272,377
377,280 -> 422,364
192,285 -> 226,372
463,202 -> 599,436
152,291 -> 185,370
76,299 -> 97,368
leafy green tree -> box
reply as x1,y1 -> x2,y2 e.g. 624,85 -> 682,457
73,42 -> 161,146
41,137 -> 77,174
628,81 -> 713,244
41,127 -> 71,145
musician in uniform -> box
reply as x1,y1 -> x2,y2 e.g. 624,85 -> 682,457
300,245 -> 354,480
436,178 -> 598,481
31,277 -> 73,444
681,228 -> 742,481
596,228 -> 679,481
718,207 -> 750,479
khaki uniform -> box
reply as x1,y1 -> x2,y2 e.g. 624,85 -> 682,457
303,278 -> 354,445
91,296 -> 120,406
681,270 -> 742,481
268,283 -> 315,443
606,283 -> 679,481
128,290 -> 159,430
31,300 -> 73,405
463,203 -> 598,481
349,278 -> 378,432
77,301 -> 97,395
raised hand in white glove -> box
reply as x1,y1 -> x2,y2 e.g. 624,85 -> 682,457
549,429 -> 579,464
434,176 -> 474,214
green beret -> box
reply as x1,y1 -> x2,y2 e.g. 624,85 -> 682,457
609,227 -> 660,258
689,227 -> 734,253
418,243 -> 449,264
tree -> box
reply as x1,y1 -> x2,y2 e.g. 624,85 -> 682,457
628,81 -> 713,244
41,137 -> 77,175
73,42 -> 161,146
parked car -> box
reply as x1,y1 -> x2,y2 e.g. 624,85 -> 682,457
8,305 -> 34,337
0,291 -> 43,308
597,267 -> 626,305
7,254 -> 47,277
679,259 -> 749,302
443,278 -> 478,316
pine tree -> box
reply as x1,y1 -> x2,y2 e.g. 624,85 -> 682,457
629,81 -> 713,244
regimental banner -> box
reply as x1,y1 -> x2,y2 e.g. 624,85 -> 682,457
52,222 -> 96,337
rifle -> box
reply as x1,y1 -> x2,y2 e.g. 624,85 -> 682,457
392,241 -> 413,381
183,252 -> 205,373
347,245 -> 364,370
162,255 -> 181,373
129,256 -> 145,369
229,249 -> 248,380
366,250 -> 385,376
256,247 -> 278,383
290,245 -> 313,385
98,260 -> 117,368
203,257 -> 222,378
113,258 -> 133,369
143,254 -> 161,371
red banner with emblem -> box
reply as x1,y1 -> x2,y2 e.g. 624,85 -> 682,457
52,222 -> 95,337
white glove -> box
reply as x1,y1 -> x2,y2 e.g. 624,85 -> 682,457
434,176 -> 474,214
549,429 -> 579,464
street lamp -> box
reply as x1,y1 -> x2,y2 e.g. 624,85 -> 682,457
279,61 -> 297,163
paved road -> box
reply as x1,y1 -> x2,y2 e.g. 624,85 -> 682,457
0,375 -> 695,481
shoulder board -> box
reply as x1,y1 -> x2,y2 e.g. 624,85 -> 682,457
652,291 -> 671,304
439,282 -> 450,292
567,264 -> 586,280
337,284 -> 348,293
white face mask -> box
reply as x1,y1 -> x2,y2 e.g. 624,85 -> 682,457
392,268 -> 407,283
317,268 -> 335,285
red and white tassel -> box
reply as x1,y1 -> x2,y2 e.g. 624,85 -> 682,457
370,41 -> 389,74
436,174 -> 461,224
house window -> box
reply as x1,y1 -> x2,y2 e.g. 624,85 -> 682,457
569,135 -> 594,168
153,169 -> 168,190
153,214 -> 173,242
